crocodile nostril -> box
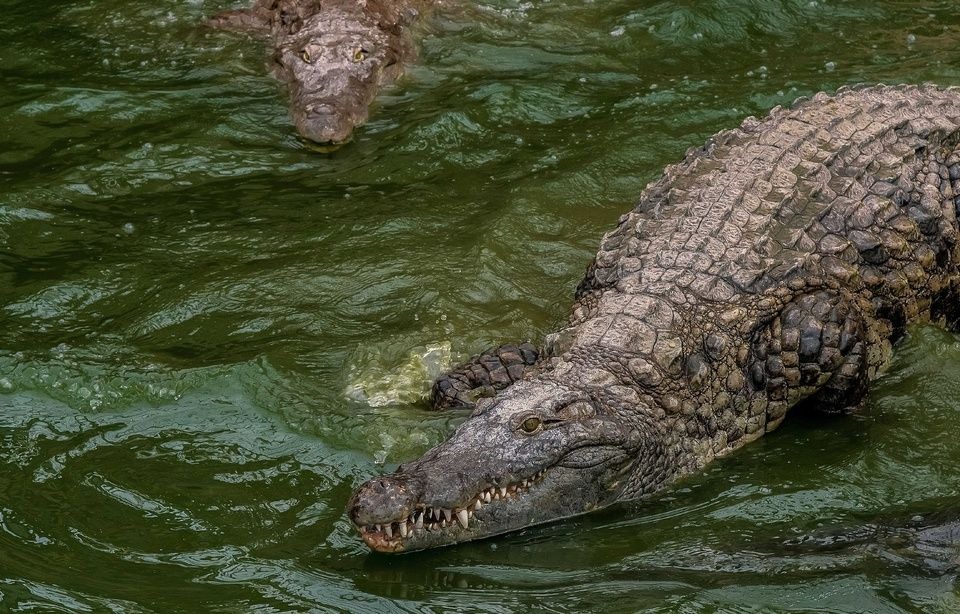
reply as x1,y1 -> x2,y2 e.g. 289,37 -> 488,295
305,103 -> 336,117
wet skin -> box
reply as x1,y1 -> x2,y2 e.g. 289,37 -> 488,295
207,0 -> 419,145
350,85 -> 960,552
272,10 -> 405,145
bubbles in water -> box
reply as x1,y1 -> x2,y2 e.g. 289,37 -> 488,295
610,26 -> 625,38
123,223 -> 135,234
375,432 -> 397,464
825,61 -> 836,72
906,33 -> 917,45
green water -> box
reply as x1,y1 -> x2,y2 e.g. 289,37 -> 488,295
3,0 -> 960,611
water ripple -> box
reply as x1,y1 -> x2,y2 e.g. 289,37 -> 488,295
3,0 -> 960,611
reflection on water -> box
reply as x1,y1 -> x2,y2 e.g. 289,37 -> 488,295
3,0 -> 960,611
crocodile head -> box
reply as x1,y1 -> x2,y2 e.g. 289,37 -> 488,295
349,376 -> 668,553
273,10 -> 406,145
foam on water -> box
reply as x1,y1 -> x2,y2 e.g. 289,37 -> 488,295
4,0 -> 960,611
344,342 -> 452,407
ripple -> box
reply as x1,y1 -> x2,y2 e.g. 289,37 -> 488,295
344,341 -> 451,407
4,0 -> 960,611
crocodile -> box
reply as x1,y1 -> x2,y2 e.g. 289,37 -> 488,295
206,0 -> 426,145
349,84 -> 960,553
784,511 -> 960,572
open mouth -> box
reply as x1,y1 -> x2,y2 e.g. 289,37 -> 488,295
355,469 -> 547,550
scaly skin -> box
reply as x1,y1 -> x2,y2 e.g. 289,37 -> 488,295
350,84 -> 960,553
206,0 -> 425,145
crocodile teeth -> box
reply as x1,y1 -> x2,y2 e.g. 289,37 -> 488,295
395,472 -> 550,538
385,524 -> 393,539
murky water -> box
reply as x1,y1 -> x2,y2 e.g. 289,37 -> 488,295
3,0 -> 960,611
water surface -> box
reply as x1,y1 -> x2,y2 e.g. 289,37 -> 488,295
3,0 -> 960,611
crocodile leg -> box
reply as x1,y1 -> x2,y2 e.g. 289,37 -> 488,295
430,343 -> 539,410
934,287 -> 960,332
749,290 -> 874,428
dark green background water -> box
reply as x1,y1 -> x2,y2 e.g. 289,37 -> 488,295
3,0 -> 960,611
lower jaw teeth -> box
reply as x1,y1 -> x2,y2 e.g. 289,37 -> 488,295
366,471 -> 546,540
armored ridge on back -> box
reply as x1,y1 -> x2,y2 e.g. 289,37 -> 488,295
206,0 -> 429,145
349,84 -> 960,553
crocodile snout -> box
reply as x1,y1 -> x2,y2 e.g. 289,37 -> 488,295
295,106 -> 355,145
349,473 -> 420,526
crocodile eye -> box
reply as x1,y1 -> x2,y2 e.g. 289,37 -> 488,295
300,48 -> 312,63
353,48 -> 367,62
519,416 -> 542,435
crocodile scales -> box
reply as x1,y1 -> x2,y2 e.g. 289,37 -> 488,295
349,84 -> 960,552
206,0 -> 427,145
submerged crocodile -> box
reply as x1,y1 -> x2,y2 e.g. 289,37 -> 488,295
784,511 -> 960,572
206,0 -> 427,144
349,84 -> 960,553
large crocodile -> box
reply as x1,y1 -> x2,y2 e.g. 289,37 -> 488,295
206,0 -> 426,145
349,84 -> 960,553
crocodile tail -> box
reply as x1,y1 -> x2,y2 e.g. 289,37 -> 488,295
430,343 -> 539,410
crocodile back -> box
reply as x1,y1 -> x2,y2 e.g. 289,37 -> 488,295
583,84 -> 960,307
